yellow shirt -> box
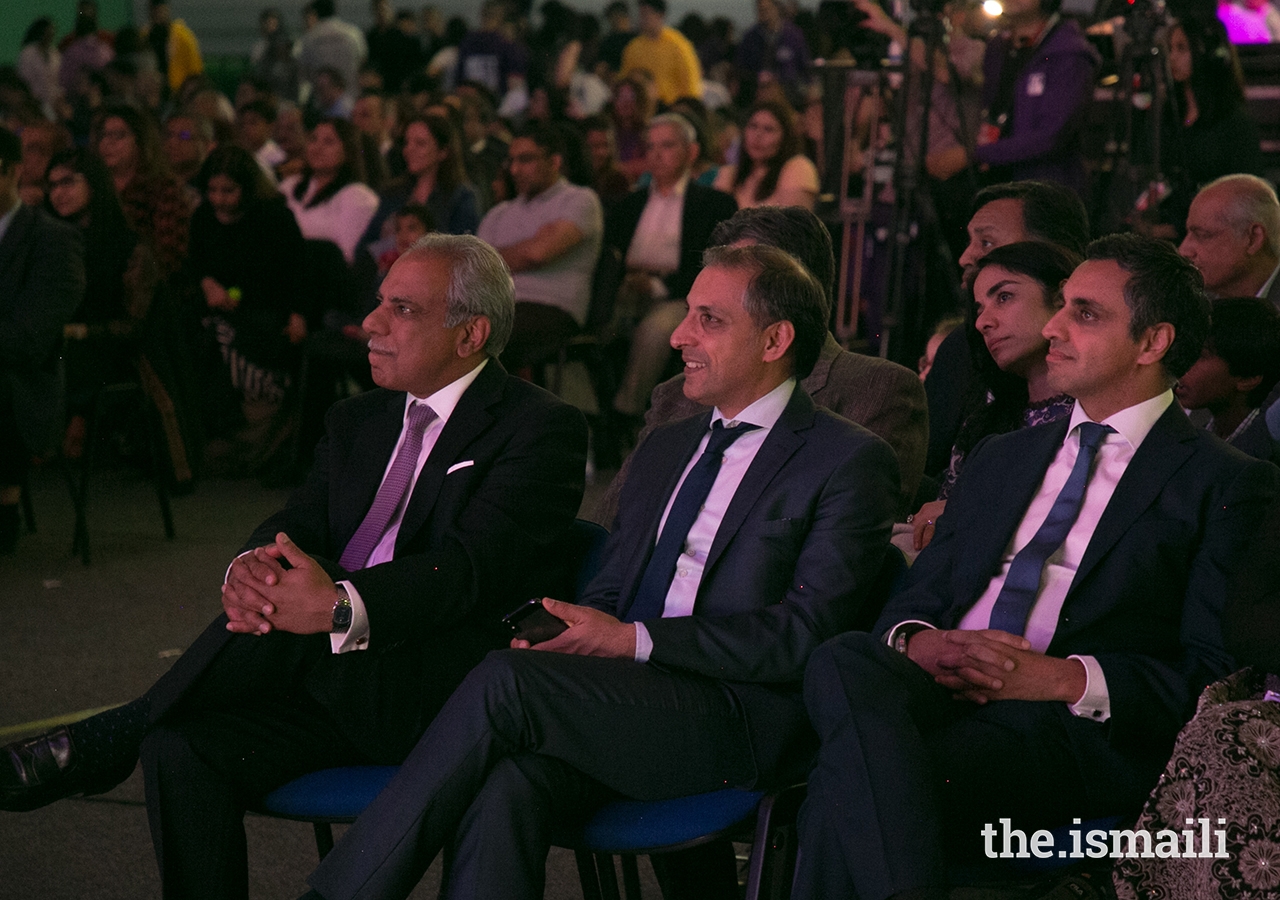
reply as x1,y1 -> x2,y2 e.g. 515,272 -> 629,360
619,27 -> 702,105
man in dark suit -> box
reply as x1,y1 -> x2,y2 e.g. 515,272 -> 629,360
793,234 -> 1280,900
0,125 -> 85,552
597,205 -> 928,523
293,243 -> 900,900
603,112 -> 737,418
0,235 -> 588,900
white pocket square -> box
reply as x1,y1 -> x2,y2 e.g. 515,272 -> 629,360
446,460 -> 475,474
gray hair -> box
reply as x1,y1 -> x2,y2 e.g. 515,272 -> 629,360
404,234 -> 515,357
1202,174 -> 1280,256
701,243 -> 828,378
647,112 -> 697,147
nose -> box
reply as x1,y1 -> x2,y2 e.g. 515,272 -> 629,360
958,240 -> 979,270
975,305 -> 995,333
362,304 -> 385,335
1042,305 -> 1067,342
670,309 -> 694,349
1177,234 -> 1194,259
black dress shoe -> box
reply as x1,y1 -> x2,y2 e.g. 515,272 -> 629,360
0,726 -> 134,811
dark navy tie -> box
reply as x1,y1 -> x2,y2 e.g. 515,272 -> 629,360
624,421 -> 759,623
989,421 -> 1114,635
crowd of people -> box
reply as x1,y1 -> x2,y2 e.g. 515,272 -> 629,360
3,0 -> 1280,898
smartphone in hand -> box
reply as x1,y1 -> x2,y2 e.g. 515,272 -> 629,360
502,598 -> 569,645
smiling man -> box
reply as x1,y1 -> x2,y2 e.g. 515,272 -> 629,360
0,235 -> 588,900
793,233 -> 1280,900
292,242 -> 900,900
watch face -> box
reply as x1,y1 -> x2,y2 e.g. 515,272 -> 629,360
332,597 -> 353,632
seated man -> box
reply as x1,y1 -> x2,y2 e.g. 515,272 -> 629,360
1176,295 -> 1280,464
604,112 -> 737,418
294,243 -> 901,900
597,205 -> 927,523
792,233 -> 1280,900
1179,174 -> 1280,306
0,235 -> 589,900
0,125 -> 85,552
477,121 -> 603,372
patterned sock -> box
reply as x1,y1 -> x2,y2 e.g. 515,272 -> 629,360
65,697 -> 151,775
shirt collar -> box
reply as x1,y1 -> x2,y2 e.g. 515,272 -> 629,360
405,358 -> 488,424
712,378 -> 796,430
1066,389 -> 1173,452
649,173 -> 689,199
1256,260 -> 1280,300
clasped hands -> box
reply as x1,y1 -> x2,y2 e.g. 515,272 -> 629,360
510,598 -> 636,659
907,628 -> 1087,705
222,532 -> 336,635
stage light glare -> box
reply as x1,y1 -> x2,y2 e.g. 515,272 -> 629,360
983,0 -> 1004,15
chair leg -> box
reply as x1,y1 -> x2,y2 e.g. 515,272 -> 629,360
619,854 -> 643,900
574,849 -> 605,900
313,822 -> 335,859
144,401 -> 176,539
595,852 -> 623,900
744,786 -> 806,900
19,477 -> 36,533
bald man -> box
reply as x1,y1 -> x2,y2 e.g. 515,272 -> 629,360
1179,174 -> 1280,308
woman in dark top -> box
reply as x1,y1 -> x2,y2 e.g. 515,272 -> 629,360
912,242 -> 1080,550
190,145 -> 306,472
91,105 -> 192,278
1155,17 -> 1264,236
361,112 -> 479,251
45,148 -> 198,486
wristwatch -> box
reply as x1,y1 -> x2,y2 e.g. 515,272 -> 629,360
331,586 -> 353,634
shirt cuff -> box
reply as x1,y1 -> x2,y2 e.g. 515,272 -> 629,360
1066,654 -> 1110,721
634,621 -> 653,662
330,579 -> 370,654
884,619 -> 936,648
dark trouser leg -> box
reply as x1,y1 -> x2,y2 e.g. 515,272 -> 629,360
308,649 -> 761,900
443,753 -> 614,900
794,632 -> 956,900
142,698 -> 364,900
794,632 -> 1162,900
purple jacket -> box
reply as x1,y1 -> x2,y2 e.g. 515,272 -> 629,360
974,18 -> 1099,195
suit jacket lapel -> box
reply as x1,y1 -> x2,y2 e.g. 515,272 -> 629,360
0,206 -> 33,292
702,388 -> 812,579
394,360 -> 502,551
1068,403 -> 1196,596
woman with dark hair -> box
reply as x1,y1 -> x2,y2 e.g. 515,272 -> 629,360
192,144 -> 308,472
911,241 -> 1081,550
45,147 -> 198,485
92,105 -> 192,277
361,112 -> 480,248
609,76 -> 654,184
1154,16 -> 1265,233
712,99 -> 818,210
17,17 -> 63,120
280,117 -> 379,264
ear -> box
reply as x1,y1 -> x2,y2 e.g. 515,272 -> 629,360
456,315 -> 492,358
761,320 -> 796,365
687,142 -> 700,167
1235,372 -> 1264,397
1246,223 -> 1269,256
1135,322 -> 1175,367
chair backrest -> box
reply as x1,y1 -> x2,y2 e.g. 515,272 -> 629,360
569,518 -> 610,601
585,245 -> 624,337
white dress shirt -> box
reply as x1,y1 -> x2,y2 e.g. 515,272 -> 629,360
634,378 -> 796,661
893,390 -> 1174,721
625,175 -> 688,288
331,359 -> 488,652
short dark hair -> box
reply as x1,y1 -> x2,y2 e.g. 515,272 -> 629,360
312,0 -> 336,18
972,241 -> 1083,309
0,127 -> 21,170
196,144 -> 279,204
513,120 -> 566,159
1085,233 -> 1209,379
238,98 -> 278,124
973,180 -> 1090,257
639,0 -> 667,14
1204,296 -> 1280,407
710,206 -> 835,305
702,243 -> 828,379
396,203 -> 435,233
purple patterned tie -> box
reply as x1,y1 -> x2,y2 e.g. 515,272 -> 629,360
338,403 -> 438,571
